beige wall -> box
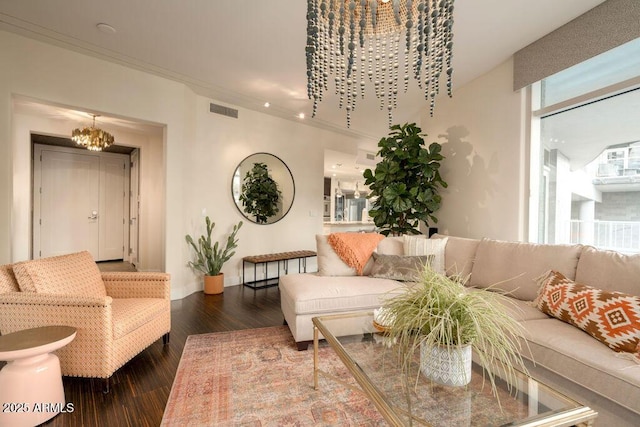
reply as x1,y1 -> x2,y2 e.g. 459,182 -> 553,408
180,95 -> 371,295
0,30 -> 374,299
421,59 -> 528,241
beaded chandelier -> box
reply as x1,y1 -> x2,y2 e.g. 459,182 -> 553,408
306,0 -> 455,128
71,115 -> 115,151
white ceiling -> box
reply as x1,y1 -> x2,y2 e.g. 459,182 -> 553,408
0,0 -> 606,141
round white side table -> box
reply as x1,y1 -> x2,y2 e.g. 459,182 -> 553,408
0,326 -> 76,427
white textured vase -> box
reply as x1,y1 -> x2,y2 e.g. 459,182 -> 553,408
420,343 -> 472,387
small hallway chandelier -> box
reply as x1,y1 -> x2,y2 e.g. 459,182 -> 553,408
306,0 -> 455,128
71,115 -> 115,151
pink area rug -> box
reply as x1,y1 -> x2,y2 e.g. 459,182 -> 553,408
161,326 -> 385,426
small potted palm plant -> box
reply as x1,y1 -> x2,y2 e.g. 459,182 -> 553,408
185,217 -> 242,295
380,265 -> 527,394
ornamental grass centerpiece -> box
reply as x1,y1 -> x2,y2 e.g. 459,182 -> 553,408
379,265 -> 527,394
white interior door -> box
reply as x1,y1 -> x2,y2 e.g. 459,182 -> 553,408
34,145 -> 130,261
36,147 -> 100,258
99,156 -> 128,260
129,149 -> 140,267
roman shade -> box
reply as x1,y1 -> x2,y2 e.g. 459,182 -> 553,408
513,0 -> 640,91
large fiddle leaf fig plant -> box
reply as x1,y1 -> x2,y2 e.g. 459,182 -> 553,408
363,123 -> 447,236
239,162 -> 282,224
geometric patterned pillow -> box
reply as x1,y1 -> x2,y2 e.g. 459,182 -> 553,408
12,251 -> 106,297
535,270 -> 640,355
0,264 -> 19,293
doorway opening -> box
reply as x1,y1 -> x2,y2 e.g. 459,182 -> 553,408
31,135 -> 139,264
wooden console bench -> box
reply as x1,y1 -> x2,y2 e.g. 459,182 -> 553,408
242,250 -> 316,289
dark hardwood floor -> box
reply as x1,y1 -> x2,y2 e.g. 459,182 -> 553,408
43,285 -> 284,427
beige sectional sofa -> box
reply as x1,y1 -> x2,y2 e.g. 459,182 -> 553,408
280,234 -> 640,426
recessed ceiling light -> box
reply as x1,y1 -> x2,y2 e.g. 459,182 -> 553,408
264,102 -> 270,108
96,23 -> 116,34
298,113 -> 305,119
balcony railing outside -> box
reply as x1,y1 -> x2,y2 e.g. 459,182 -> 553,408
567,220 -> 640,254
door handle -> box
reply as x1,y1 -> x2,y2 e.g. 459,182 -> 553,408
88,210 -> 98,220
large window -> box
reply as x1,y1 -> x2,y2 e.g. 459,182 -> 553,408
530,38 -> 640,254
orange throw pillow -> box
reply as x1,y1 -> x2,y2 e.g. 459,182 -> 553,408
327,233 -> 385,276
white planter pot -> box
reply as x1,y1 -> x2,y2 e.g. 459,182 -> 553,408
420,342 -> 472,387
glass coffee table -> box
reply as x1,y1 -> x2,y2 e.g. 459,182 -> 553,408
312,311 -> 597,426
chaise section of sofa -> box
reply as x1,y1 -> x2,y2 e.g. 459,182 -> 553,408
280,274 -> 406,349
280,234 -> 410,349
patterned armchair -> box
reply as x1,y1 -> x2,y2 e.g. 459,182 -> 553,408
0,251 -> 170,392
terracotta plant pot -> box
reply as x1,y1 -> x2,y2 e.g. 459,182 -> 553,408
204,273 -> 224,295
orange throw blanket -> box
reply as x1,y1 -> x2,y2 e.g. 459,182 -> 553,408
327,232 -> 385,275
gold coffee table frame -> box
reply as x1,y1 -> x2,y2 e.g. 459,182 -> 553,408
313,311 -> 597,427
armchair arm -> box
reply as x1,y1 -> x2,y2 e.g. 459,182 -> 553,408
0,292 -> 112,340
0,292 -> 115,378
0,292 -> 112,307
101,272 -> 171,299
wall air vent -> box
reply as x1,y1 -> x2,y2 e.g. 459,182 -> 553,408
209,103 -> 238,119
356,150 -> 379,166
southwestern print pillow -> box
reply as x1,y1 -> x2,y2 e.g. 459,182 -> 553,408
535,270 -> 640,356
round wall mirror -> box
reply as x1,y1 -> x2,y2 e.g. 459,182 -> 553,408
232,153 -> 295,224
